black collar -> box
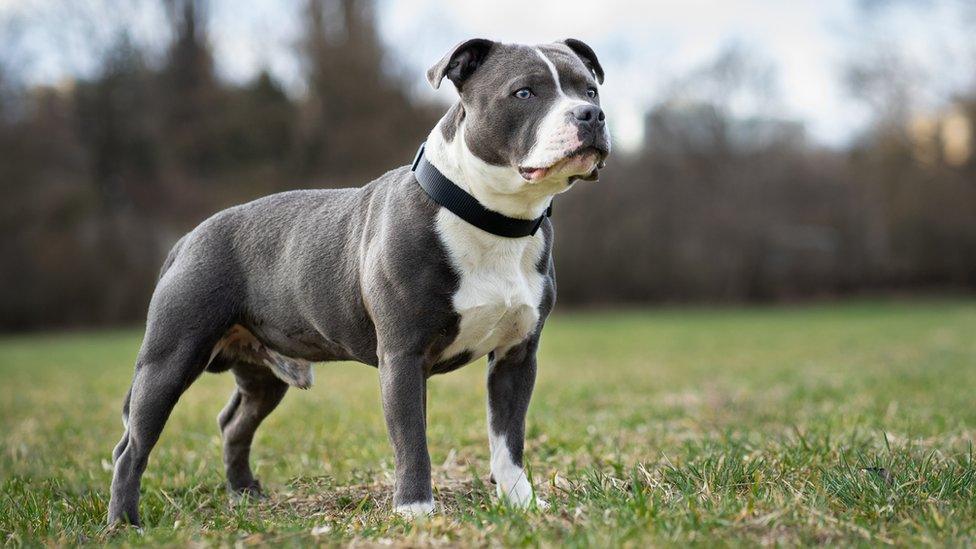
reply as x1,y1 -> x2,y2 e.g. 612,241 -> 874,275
411,143 -> 551,238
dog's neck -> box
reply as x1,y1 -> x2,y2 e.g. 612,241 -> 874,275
423,108 -> 563,221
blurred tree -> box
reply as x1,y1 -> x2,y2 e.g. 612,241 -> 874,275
296,0 -> 437,183
160,0 -> 223,177
842,0 -> 976,289
73,34 -> 163,322
224,71 -> 296,171
1,1 -> 974,330
556,44 -> 850,303
75,34 -> 160,213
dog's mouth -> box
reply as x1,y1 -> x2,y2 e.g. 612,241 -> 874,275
518,146 -> 608,182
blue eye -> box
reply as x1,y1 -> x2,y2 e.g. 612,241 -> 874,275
514,88 -> 534,99
587,87 -> 598,98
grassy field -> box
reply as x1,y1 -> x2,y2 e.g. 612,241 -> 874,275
1,299 -> 975,546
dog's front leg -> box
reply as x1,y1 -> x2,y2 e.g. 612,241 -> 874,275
379,352 -> 433,516
486,342 -> 546,509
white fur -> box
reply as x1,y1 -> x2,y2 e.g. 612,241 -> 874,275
394,499 -> 435,517
435,208 -> 545,363
534,47 -> 567,97
520,48 -> 590,171
424,106 -> 555,510
424,68 -> 586,510
489,430 -> 547,509
425,123 -> 559,219
424,119 -> 549,365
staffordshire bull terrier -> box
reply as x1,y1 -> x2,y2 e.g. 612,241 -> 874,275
108,37 -> 610,525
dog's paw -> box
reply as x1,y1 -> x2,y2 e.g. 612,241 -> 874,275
105,517 -> 143,534
393,500 -> 435,518
497,482 -> 549,511
496,472 -> 536,508
228,479 -> 266,502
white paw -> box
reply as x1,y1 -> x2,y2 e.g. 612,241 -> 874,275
496,473 -> 540,509
394,500 -> 434,518
497,483 -> 549,511
489,433 -> 545,510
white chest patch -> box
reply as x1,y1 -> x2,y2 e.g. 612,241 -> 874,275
436,209 -> 546,363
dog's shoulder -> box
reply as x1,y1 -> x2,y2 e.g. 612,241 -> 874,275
364,165 -> 438,217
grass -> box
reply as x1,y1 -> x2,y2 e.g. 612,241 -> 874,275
1,298 -> 975,546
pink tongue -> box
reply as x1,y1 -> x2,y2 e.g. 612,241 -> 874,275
519,167 -> 548,181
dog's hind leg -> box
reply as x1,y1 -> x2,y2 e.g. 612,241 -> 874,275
108,326 -> 220,526
112,386 -> 132,463
108,338 -> 214,525
108,270 -> 233,526
217,361 -> 288,496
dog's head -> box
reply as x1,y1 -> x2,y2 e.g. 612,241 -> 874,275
428,39 -> 610,194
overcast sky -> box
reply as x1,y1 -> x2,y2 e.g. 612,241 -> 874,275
2,0 -> 973,150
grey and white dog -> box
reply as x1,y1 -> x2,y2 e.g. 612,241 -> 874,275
108,38 -> 610,525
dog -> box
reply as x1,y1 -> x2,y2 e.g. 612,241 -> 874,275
108,38 -> 610,525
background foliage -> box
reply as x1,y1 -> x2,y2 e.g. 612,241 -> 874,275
1,0 -> 975,330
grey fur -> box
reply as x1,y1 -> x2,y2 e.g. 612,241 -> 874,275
108,38 -> 605,526
561,38 -> 605,84
429,41 -> 608,170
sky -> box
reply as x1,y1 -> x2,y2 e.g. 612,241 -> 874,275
1,0 -> 973,151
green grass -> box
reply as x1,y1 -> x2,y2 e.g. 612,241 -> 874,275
2,299 -> 975,546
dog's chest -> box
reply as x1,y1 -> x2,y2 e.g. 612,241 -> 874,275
436,210 -> 546,362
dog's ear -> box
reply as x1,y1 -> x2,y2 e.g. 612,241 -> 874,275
427,38 -> 495,91
561,38 -> 604,84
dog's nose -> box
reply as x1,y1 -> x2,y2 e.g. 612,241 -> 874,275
572,104 -> 605,125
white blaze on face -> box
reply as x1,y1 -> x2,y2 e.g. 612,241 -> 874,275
519,48 -> 590,174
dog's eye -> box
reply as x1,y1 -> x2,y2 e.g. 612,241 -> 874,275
586,87 -> 598,99
513,88 -> 534,99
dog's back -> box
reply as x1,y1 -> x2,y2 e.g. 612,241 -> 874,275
143,167 -> 443,372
